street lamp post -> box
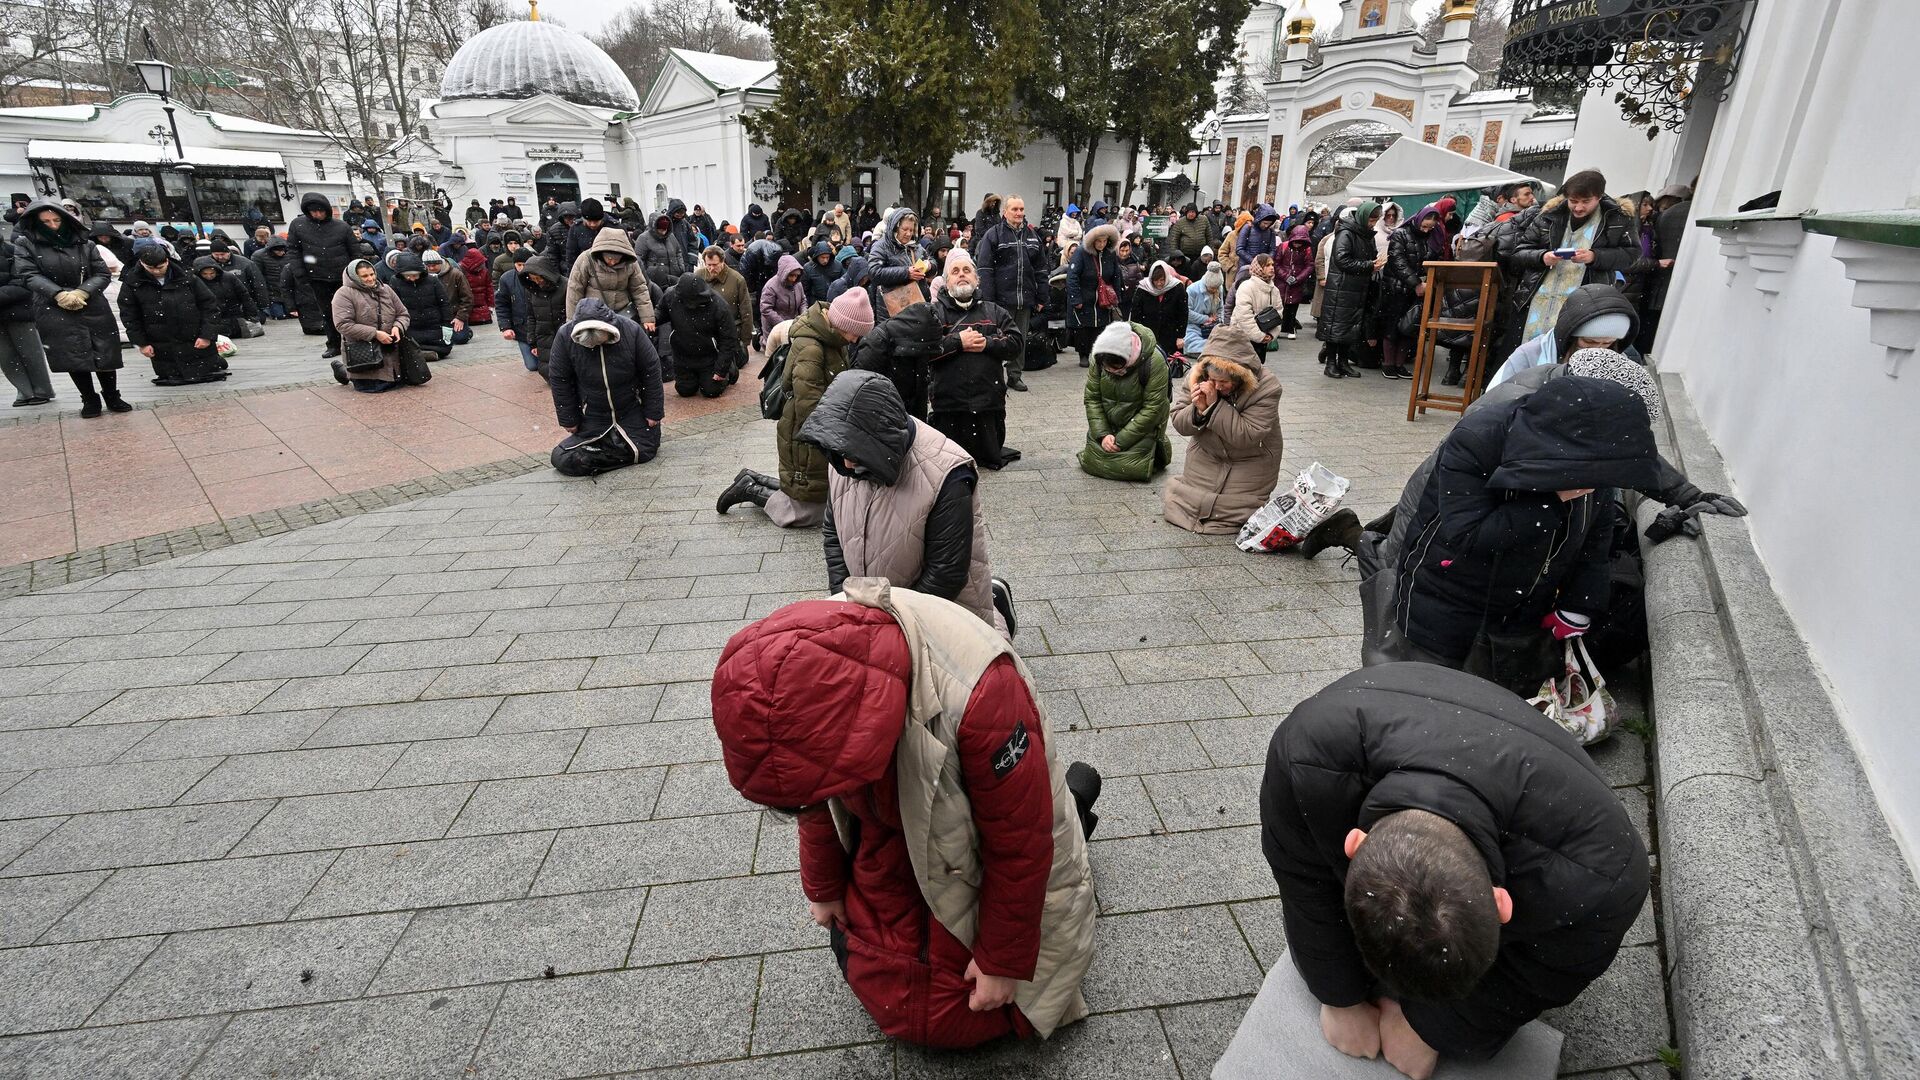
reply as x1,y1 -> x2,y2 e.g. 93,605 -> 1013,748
1191,120 -> 1222,205
130,44 -> 204,238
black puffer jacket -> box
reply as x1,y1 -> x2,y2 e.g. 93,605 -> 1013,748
930,291 -> 1018,413
851,300 -> 943,419
1315,216 -> 1377,346
193,257 -> 257,330
520,253 -> 570,359
251,240 -> 294,307
659,272 -> 740,376
1260,662 -> 1649,1059
801,241 -> 837,305
974,219 -> 1048,310
285,192 -> 357,287
1391,376 -> 1660,661
800,369 -> 977,601
387,254 -> 450,343
561,208 -> 620,276
119,261 -> 219,365
0,241 -> 35,323
1380,218 -> 1433,337
547,297 -> 664,460
633,217 -> 686,291
13,199 -> 118,372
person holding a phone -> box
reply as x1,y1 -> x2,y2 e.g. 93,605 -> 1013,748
1499,169 -> 1639,356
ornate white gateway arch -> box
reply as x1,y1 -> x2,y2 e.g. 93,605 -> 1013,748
1216,0 -> 1538,209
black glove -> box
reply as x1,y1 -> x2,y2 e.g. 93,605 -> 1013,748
1645,505 -> 1704,544
1690,493 -> 1748,517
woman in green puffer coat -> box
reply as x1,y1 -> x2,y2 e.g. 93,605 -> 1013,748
1078,320 -> 1171,482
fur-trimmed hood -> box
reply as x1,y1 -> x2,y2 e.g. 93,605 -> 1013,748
1186,355 -> 1259,398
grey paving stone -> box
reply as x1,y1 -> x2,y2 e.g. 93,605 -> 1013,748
651,619 -> 753,653
750,947 -> 884,1054
177,623 -> 354,658
189,984 -> 500,1080
378,730 -> 584,788
2,800 -> 273,876
609,596 -> 751,628
1590,728 -> 1650,789
177,743 -> 404,804
1143,766 -> 1264,832
0,937 -> 160,1035
302,697 -> 502,748
580,648 -> 725,689
0,816 -> 64,868
653,761 -> 760,819
230,783 -> 477,857
1542,944 -> 1669,1073
29,629 -> 214,665
1086,774 -> 1168,840
255,669 -> 439,712
42,653 -> 235,694
92,912 -> 411,1024
0,757 -> 220,818
1039,616 -> 1215,656
1224,669 -> 1346,716
499,625 -> 662,663
1228,898 -> 1289,971
105,582 -> 267,612
0,1015 -> 224,1080
1202,582 -> 1346,613
534,813 -> 758,895
421,659 -> 591,700
370,888 -> 649,994
1080,905 -> 1264,1011
479,602 -> 623,635
1077,678 -> 1247,729
616,1044 -> 894,1079
293,832 -> 552,918
203,645 -> 374,683
141,600 -> 303,631
350,634 -> 517,673
1186,714 -> 1283,769
330,610 -> 490,645
569,718 -> 723,772
1049,592 -> 1214,626
43,851 -> 337,943
896,1006 -> 1180,1078
0,591 -> 136,618
417,585 -> 560,615
631,872 -> 818,964
484,685 -> 666,734
448,768 -> 665,837
1202,608 -> 1341,644
651,681 -> 715,722
1023,652 -> 1125,690
0,690 -> 118,732
1158,996 -> 1255,1080
471,958 -> 759,1078
242,575 -> 387,603
1053,723 -> 1212,777
753,811 -> 800,874
75,679 -> 284,727
372,567 -> 514,596
1091,826 -> 1275,914
1248,634 -> 1364,675
280,594 -> 433,625
0,723 -> 160,770
117,708 -> 334,762
0,871 -> 109,946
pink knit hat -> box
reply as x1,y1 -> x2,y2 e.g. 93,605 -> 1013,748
826,288 -> 875,337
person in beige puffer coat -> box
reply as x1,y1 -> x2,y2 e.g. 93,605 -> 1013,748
1162,355 -> 1284,534
566,229 -> 657,328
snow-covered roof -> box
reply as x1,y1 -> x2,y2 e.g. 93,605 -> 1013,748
669,48 -> 777,92
26,139 -> 284,170
1453,88 -> 1532,105
15,79 -> 110,92
441,18 -> 639,111
1220,111 -> 1270,124
0,103 -> 103,121
206,112 -> 325,137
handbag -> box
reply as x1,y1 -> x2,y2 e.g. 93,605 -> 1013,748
1096,280 -> 1118,309
396,337 -> 433,386
758,341 -> 793,420
342,338 -> 385,372
1255,307 -> 1284,334
1528,638 -> 1620,745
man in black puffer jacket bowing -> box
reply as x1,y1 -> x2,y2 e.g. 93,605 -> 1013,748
1261,662 -> 1649,1078
546,297 -> 664,477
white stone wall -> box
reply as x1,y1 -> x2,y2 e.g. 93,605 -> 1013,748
1658,0 -> 1920,865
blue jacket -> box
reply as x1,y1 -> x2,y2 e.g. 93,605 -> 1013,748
493,267 -> 531,339
1236,204 -> 1280,268
1183,279 -> 1221,354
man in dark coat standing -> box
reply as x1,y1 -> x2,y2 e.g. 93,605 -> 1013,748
929,249 -> 1020,469
973,195 -> 1047,393
1261,662 -> 1649,1076
546,297 -> 663,476
284,192 -> 358,357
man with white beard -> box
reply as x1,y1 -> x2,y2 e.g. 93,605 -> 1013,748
928,250 -> 1022,469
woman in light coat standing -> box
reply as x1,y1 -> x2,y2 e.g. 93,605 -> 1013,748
1162,355 -> 1284,534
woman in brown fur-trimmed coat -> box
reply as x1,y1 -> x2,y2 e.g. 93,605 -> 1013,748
1161,355 -> 1284,534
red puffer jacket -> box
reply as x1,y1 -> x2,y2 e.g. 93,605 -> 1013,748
711,599 -> 1057,1048
461,248 -> 493,323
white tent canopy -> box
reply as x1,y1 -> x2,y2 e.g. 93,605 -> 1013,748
1344,137 -> 1539,197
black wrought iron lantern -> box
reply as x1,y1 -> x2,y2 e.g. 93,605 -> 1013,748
1499,0 -> 1753,132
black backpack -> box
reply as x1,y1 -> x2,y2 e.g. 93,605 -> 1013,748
758,341 -> 793,420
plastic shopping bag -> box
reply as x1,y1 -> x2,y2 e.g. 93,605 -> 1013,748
1236,462 -> 1351,553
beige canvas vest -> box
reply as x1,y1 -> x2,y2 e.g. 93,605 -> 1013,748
830,578 -> 1097,1037
827,421 -> 1006,637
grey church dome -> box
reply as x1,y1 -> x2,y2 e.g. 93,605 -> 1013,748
439,19 -> 640,112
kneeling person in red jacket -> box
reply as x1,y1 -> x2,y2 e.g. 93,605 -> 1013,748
711,579 -> 1102,1048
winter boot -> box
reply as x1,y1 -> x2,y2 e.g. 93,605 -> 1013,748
1297,508 -> 1362,559
1336,356 -> 1360,378
1066,761 -> 1103,839
332,360 -> 350,385
991,577 -> 1017,637
1443,358 -> 1464,386
1323,356 -> 1343,378
78,393 -> 103,419
103,394 -> 132,413
715,469 -> 775,515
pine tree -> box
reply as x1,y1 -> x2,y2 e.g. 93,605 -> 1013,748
1221,52 -> 1264,116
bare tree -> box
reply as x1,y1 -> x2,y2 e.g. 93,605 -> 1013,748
0,5 -> 84,107
1304,122 -> 1397,196
595,0 -> 769,101
1419,0 -> 1512,88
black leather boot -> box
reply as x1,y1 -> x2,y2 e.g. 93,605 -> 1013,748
1443,358 -> 1464,386
1297,508 -> 1362,559
716,469 -> 775,514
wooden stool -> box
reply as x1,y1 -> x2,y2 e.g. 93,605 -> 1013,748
1407,261 -> 1499,421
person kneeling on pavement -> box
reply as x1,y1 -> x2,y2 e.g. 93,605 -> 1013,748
120,247 -> 226,386
1078,321 -> 1171,482
660,271 -> 740,398
929,249 -> 1022,468
710,578 -> 1102,1048
800,370 -> 1017,638
1161,356 -> 1283,534
546,297 -> 664,477
1261,662 -> 1649,1078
